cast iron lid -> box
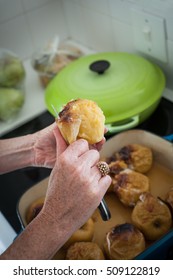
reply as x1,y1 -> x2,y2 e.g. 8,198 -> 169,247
45,52 -> 165,123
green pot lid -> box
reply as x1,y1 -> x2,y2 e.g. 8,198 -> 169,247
45,52 -> 165,123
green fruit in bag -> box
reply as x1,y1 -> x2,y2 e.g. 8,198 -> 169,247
0,87 -> 24,120
0,56 -> 25,87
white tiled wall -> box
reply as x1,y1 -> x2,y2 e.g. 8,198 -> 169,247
62,0 -> 173,90
0,0 -> 68,59
1,0 -> 173,89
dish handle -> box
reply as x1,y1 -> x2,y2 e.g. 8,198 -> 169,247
106,115 -> 139,134
163,134 -> 173,142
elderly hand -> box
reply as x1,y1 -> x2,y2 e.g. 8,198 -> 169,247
41,139 -> 111,246
32,123 -> 67,168
33,122 -> 107,169
0,129 -> 111,259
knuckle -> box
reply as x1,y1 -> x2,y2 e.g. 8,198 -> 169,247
88,149 -> 100,161
77,138 -> 88,146
75,164 -> 83,175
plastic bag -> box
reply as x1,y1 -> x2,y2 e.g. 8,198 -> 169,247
0,49 -> 25,121
32,36 -> 83,88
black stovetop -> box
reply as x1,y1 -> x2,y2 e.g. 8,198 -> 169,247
1,97 -> 173,234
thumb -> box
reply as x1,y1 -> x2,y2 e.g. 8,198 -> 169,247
53,125 -> 68,155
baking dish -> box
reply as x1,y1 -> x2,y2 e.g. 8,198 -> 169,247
17,130 -> 173,259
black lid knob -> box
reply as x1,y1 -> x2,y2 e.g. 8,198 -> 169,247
89,60 -> 110,74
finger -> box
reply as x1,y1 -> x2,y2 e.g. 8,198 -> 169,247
104,126 -> 108,134
53,126 -> 67,154
90,165 -> 102,181
66,139 -> 89,158
89,137 -> 106,151
49,122 -> 57,130
79,149 -> 100,167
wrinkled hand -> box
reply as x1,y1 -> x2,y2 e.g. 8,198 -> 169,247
33,123 -> 67,168
32,122 -> 107,169
42,139 -> 111,240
